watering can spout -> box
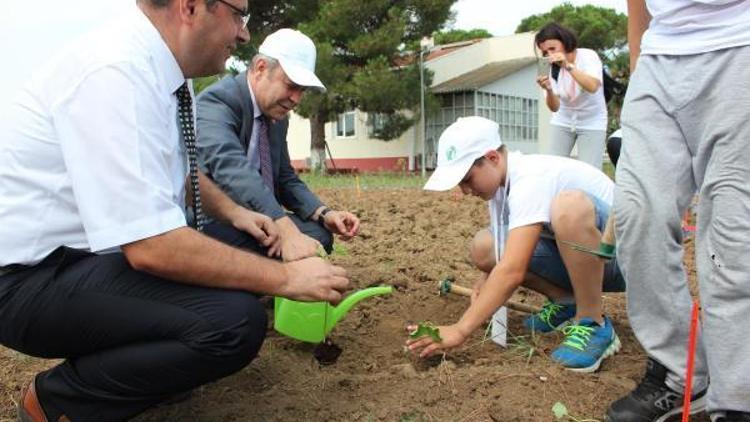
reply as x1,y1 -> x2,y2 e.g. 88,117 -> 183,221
327,285 -> 393,331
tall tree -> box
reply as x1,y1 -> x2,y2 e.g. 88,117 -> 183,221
404,28 -> 492,51
516,3 -> 628,130
516,3 -> 627,54
234,0 -> 455,169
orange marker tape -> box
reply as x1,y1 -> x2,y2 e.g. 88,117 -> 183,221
682,299 -> 700,422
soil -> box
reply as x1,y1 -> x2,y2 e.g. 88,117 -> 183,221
0,188 -> 707,422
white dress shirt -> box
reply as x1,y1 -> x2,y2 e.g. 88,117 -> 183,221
0,4 -> 189,266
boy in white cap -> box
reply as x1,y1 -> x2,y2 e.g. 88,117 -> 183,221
407,116 -> 625,372
197,28 -> 360,263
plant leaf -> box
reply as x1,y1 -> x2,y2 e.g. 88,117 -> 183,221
409,322 -> 443,342
552,402 -> 569,420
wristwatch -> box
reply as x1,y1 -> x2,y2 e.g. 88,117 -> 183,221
565,63 -> 575,71
317,207 -> 332,225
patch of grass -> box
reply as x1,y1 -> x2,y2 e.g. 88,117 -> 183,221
331,243 -> 349,256
299,172 -> 429,190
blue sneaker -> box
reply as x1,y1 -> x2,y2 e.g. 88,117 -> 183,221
524,300 -> 576,333
551,316 -> 621,373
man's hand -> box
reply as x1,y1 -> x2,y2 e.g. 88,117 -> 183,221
275,216 -> 320,261
405,323 -> 469,358
281,257 -> 350,304
280,231 -> 321,262
228,207 -> 281,256
323,210 -> 360,241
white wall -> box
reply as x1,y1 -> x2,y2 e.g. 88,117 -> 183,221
286,111 -> 416,163
482,64 -> 539,98
287,113 -> 312,161
479,64 -> 552,154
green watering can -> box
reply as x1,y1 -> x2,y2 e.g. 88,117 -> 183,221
274,285 -> 393,343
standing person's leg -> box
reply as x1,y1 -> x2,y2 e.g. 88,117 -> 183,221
575,129 -> 607,170
681,45 -> 750,414
547,125 -> 577,158
288,213 -> 334,254
608,54 -> 708,420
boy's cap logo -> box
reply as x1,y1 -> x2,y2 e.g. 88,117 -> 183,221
446,146 -> 457,161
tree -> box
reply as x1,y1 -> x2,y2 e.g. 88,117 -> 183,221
404,28 -> 493,51
234,0 -> 456,170
516,3 -> 627,54
516,2 -> 628,130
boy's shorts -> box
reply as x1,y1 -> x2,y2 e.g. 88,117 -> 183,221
527,193 -> 625,293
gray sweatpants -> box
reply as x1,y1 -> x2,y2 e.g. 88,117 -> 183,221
548,125 -> 606,169
615,45 -> 750,412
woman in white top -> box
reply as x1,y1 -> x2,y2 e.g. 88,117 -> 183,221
535,23 -> 608,169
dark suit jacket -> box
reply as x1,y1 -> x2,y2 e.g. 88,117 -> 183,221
196,71 -> 323,221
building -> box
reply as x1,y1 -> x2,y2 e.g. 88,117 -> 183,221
287,32 -> 552,172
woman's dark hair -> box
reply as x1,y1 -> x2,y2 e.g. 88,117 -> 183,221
534,22 -> 578,53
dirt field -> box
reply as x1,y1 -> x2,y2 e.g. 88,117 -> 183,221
1,187 -> 706,421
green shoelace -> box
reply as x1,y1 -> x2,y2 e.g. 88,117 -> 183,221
560,323 -> 595,351
538,301 -> 565,325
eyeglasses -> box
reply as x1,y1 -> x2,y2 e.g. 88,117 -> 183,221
215,0 -> 250,28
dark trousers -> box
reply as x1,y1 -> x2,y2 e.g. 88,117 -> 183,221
0,224 -> 267,421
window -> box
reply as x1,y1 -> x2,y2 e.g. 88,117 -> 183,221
427,91 -> 539,145
367,113 -> 391,137
477,92 -> 537,143
336,111 -> 356,137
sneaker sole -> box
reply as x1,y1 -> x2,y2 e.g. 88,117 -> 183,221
565,332 -> 622,374
652,394 -> 707,422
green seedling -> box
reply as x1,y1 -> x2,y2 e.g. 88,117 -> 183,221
409,322 -> 443,342
552,401 -> 600,422
332,243 -> 349,256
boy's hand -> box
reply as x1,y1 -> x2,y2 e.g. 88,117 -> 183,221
405,324 -> 468,358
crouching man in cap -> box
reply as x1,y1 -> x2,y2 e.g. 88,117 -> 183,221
197,28 -> 360,262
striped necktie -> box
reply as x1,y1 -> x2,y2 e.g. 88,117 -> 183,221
257,116 -> 274,192
176,83 -> 205,231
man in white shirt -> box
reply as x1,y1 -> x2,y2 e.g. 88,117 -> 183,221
0,1 -> 349,420
607,1 -> 750,421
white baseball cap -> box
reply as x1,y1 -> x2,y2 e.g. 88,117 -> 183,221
258,28 -> 326,92
423,116 -> 503,191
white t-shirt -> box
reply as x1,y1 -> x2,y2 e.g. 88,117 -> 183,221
547,48 -> 607,131
489,152 -> 613,257
0,5 -> 189,266
641,0 -> 750,55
